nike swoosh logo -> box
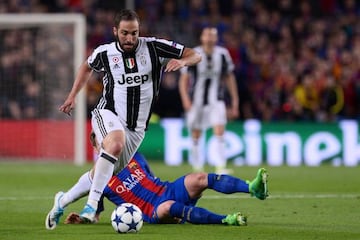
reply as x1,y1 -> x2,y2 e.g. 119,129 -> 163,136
46,213 -> 54,230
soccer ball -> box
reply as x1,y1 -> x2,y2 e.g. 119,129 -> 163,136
111,203 -> 143,233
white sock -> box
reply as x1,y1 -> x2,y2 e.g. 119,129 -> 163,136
214,136 -> 226,169
87,150 -> 116,209
191,139 -> 204,170
59,171 -> 92,209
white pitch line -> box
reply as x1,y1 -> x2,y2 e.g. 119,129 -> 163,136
0,196 -> 53,201
0,193 -> 358,201
203,193 -> 359,199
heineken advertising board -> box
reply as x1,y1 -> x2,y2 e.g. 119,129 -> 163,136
138,119 -> 360,166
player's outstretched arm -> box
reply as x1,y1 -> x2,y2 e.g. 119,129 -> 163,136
165,48 -> 201,72
59,61 -> 92,115
64,212 -> 83,224
178,72 -> 192,111
64,212 -> 100,224
225,73 -> 239,119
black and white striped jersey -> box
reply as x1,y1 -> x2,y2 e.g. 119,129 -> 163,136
87,37 -> 184,131
181,45 -> 234,106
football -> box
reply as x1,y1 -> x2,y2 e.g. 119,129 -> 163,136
111,203 -> 143,233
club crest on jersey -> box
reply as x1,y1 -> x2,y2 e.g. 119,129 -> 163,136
139,55 -> 147,66
125,58 -> 135,69
128,161 -> 138,170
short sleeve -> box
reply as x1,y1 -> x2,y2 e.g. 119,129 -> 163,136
223,48 -> 235,73
87,45 -> 107,72
153,38 -> 185,59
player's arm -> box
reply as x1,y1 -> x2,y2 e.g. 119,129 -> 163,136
59,61 -> 93,115
165,48 -> 201,72
178,70 -> 192,111
224,72 -> 239,119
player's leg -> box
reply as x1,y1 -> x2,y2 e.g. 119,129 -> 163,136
184,172 -> 249,198
45,132 -> 101,230
154,176 -> 247,225
207,173 -> 249,193
45,169 -> 93,229
208,170 -> 268,200
190,129 -> 204,171
80,133 -> 120,222
185,170 -> 268,199
209,101 -> 231,174
60,169 -> 94,207
247,168 -> 269,200
186,106 -> 205,171
81,118 -> 145,222
45,191 -> 66,230
212,124 -> 230,174
114,129 -> 145,174
80,109 -> 124,222
61,131 -> 100,209
155,200 -> 246,225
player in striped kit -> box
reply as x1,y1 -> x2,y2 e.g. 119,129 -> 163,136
63,152 -> 268,226
179,27 -> 239,174
46,9 -> 201,229
47,131 -> 268,228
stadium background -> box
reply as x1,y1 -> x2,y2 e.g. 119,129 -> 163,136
0,0 -> 359,166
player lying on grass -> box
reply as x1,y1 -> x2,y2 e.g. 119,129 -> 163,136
46,133 -> 268,228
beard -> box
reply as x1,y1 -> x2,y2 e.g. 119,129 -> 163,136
120,43 -> 136,52
115,36 -> 137,53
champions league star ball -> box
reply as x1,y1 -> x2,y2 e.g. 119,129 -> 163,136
111,203 -> 143,233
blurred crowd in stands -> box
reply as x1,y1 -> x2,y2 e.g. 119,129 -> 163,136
0,0 -> 360,122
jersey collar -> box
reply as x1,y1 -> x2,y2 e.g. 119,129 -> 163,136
115,40 -> 140,54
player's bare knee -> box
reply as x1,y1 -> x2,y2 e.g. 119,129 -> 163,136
163,201 -> 174,212
191,172 -> 208,188
102,139 -> 123,156
106,141 -> 123,156
157,200 -> 175,217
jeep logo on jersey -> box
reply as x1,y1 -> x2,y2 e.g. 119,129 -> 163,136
125,58 -> 135,69
118,74 -> 149,85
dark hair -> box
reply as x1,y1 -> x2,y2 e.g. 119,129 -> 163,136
114,9 -> 140,27
90,131 -> 96,148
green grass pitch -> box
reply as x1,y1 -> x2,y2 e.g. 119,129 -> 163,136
0,161 -> 359,240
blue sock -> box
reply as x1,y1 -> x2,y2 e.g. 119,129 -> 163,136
208,173 -> 249,193
169,202 -> 225,224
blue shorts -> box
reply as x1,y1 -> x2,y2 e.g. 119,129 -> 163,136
148,175 -> 199,224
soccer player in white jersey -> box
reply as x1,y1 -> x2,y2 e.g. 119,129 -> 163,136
46,9 -> 201,229
179,27 -> 239,174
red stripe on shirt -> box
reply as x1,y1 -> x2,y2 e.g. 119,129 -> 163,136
108,170 -> 155,217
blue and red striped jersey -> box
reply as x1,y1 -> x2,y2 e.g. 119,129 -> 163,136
103,152 -> 168,222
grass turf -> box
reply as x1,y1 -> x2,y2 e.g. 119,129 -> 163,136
0,161 -> 359,240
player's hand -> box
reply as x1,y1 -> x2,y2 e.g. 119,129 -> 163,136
228,106 -> 239,120
64,212 -> 83,224
59,97 -> 75,116
182,99 -> 192,112
164,59 -> 185,72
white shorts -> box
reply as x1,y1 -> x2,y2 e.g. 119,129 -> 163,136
91,109 -> 145,173
186,101 -> 227,130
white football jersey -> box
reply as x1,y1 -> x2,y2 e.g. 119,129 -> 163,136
181,45 -> 234,106
87,37 -> 184,132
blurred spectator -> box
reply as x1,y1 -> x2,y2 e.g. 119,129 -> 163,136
153,71 -> 183,118
319,75 -> 344,122
20,77 -> 41,119
1,0 -> 360,122
293,72 -> 319,121
86,72 -> 103,119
